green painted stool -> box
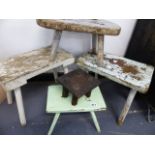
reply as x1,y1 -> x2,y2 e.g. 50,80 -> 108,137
46,85 -> 107,134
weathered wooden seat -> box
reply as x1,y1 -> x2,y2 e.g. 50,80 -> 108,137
37,19 -> 121,35
0,46 -> 75,126
37,19 -> 121,65
77,53 -> 154,125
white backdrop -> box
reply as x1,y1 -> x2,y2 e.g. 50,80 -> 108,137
0,19 -> 136,59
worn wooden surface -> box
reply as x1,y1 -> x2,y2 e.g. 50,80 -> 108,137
77,53 -> 154,93
46,85 -> 106,113
0,47 -> 74,87
57,69 -> 100,98
37,19 -> 121,35
50,30 -> 62,61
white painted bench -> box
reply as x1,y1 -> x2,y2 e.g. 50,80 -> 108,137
0,47 -> 75,126
77,53 -> 154,125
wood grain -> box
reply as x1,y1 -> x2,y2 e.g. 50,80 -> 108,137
37,19 -> 121,35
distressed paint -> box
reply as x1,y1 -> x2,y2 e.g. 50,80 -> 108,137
118,89 -> 137,125
0,46 -> 74,85
37,19 -> 121,35
77,53 -> 154,93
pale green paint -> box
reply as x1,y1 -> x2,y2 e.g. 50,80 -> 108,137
46,85 -> 107,134
90,111 -> 101,133
48,113 -> 60,135
46,85 -> 107,113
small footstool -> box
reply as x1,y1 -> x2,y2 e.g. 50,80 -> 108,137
46,85 -> 106,134
57,69 -> 101,106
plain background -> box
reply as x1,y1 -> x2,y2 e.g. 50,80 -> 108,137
0,19 -> 136,59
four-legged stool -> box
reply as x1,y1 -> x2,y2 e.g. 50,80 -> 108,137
57,69 -> 101,106
46,85 -> 106,134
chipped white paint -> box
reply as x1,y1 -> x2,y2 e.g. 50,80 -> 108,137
0,46 -> 74,86
14,87 -> 26,126
118,89 -> 137,125
0,46 -> 74,126
77,53 -> 154,93
77,53 -> 154,125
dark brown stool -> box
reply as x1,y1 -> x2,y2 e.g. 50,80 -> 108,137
57,69 -> 101,106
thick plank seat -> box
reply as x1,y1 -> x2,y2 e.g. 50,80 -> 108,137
0,47 -> 74,90
37,19 -> 121,35
77,53 -> 154,94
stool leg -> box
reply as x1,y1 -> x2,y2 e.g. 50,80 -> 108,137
48,113 -> 60,135
96,35 -> 104,66
14,87 -> 26,126
7,91 -> 13,104
72,95 -> 78,106
53,69 -> 58,82
92,34 -> 97,55
118,89 -> 137,125
62,87 -> 69,98
63,66 -> 69,74
51,30 -> 62,61
90,111 -> 101,133
86,91 -> 91,98
95,73 -> 98,79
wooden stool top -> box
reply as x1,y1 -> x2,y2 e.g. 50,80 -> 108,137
37,19 -> 121,35
57,69 -> 100,98
0,47 -> 74,85
77,53 -> 154,94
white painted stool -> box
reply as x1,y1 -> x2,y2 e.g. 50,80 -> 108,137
77,53 -> 154,125
0,47 -> 74,126
46,85 -> 107,134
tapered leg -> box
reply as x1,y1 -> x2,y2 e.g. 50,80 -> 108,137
50,30 -> 62,61
14,87 -> 26,126
53,69 -> 58,82
95,73 -> 98,79
48,113 -> 60,135
62,87 -> 69,98
118,89 -> 137,125
63,66 -> 69,74
96,35 -> 104,66
72,95 -> 78,106
7,91 -> 13,104
92,34 -> 97,55
90,111 -> 101,133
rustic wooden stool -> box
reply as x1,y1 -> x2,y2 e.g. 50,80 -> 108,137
57,69 -> 100,106
77,53 -> 154,125
37,19 -> 121,66
0,47 -> 74,126
46,85 -> 107,134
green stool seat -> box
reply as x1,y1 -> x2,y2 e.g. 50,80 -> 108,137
46,85 -> 107,134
